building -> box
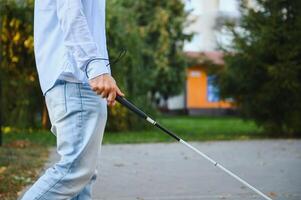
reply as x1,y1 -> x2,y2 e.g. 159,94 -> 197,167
185,51 -> 233,115
166,0 -> 239,115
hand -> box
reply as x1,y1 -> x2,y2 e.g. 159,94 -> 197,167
89,74 -> 124,106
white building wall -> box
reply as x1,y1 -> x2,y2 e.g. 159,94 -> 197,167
184,0 -> 239,52
167,0 -> 240,110
167,95 -> 185,110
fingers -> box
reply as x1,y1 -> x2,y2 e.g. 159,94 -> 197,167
103,86 -> 124,107
89,74 -> 124,106
100,90 -> 109,98
96,84 -> 110,98
116,86 -> 125,97
107,90 -> 116,106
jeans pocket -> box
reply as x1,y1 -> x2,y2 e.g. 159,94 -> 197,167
45,82 -> 67,122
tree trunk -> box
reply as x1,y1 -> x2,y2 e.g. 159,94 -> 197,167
0,11 -> 2,146
0,80 -> 2,146
41,101 -> 49,129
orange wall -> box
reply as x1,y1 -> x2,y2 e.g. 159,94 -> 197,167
186,66 -> 233,109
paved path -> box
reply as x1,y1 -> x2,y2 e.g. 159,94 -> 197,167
36,140 -> 301,200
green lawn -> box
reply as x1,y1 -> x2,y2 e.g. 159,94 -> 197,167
0,116 -> 265,199
3,116 -> 264,146
103,116 -> 263,144
0,141 -> 48,200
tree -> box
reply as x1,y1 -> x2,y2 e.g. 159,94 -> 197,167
0,2 -> 3,145
0,0 -> 190,131
133,1 -> 190,100
217,0 -> 301,136
106,0 -> 191,130
0,79 -> 2,146
0,0 -> 44,129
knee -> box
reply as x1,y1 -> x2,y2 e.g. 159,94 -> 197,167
74,162 -> 97,183
55,157 -> 97,184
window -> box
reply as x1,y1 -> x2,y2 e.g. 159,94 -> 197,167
207,75 -> 220,102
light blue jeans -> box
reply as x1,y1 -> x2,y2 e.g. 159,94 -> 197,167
21,80 -> 107,200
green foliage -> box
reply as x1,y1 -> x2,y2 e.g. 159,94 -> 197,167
106,103 -> 129,132
0,0 -> 190,131
107,0 -> 190,99
0,0 -> 43,128
106,0 -> 190,130
217,0 -> 301,136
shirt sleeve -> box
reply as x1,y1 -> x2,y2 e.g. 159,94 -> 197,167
56,0 -> 110,80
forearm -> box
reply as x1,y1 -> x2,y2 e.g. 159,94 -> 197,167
56,0 -> 109,79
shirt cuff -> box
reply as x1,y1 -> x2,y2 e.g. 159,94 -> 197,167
86,59 -> 110,80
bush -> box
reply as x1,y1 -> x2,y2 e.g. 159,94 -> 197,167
0,0 -> 43,128
0,0 -> 189,132
217,0 -> 301,136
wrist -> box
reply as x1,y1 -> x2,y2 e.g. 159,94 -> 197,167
86,59 -> 110,80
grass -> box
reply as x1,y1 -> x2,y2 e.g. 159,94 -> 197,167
102,116 -> 263,144
0,116 -> 263,199
2,116 -> 264,146
3,130 -> 56,147
0,141 -> 49,200
2,116 -> 263,146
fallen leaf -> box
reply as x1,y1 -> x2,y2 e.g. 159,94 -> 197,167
269,192 -> 277,198
5,140 -> 31,148
0,166 -> 7,174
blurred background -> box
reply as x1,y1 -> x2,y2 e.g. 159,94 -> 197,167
0,0 -> 300,199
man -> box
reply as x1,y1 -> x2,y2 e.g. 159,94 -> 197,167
21,0 -> 123,199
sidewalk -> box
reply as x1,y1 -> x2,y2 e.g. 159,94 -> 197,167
26,140 -> 301,200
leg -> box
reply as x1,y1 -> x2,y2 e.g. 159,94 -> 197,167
71,170 -> 97,200
21,81 -> 107,200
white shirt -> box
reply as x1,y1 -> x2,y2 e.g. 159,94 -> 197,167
34,0 -> 111,95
